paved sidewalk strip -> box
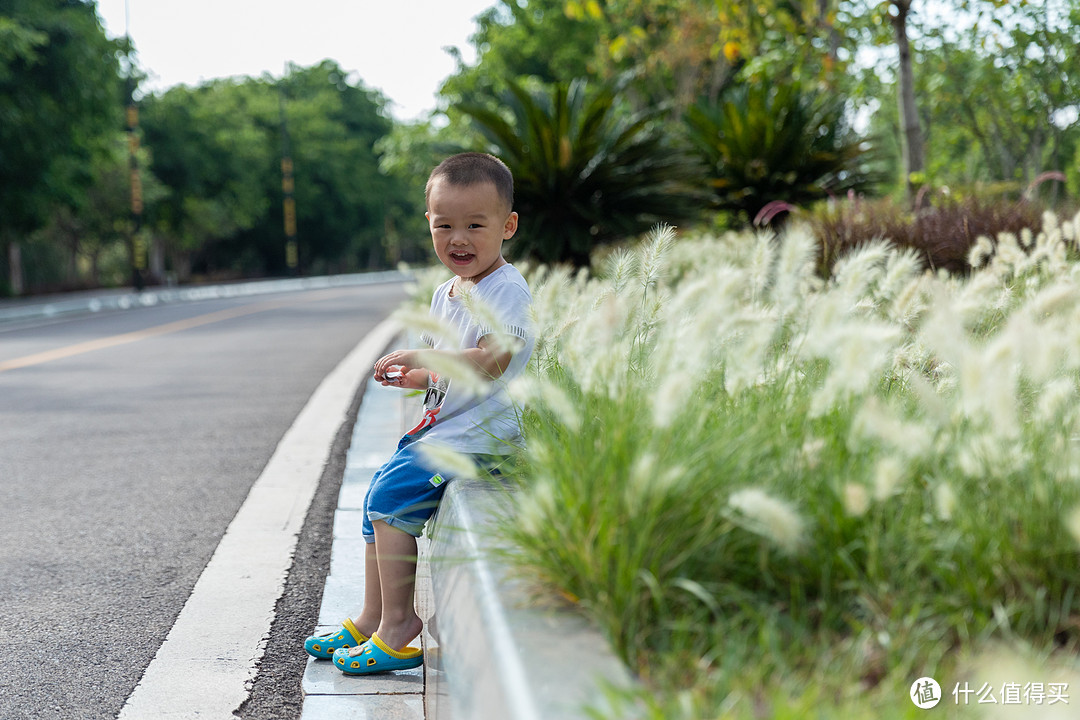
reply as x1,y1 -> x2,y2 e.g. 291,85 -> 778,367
119,322 -> 401,720
300,378 -> 431,720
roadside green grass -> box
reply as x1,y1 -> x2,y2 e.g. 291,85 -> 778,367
494,216 -> 1080,718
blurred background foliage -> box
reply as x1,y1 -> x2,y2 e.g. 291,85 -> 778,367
1,0 -> 1078,293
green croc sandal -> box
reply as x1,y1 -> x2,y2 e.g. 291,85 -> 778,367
304,618 -> 368,659
333,633 -> 423,675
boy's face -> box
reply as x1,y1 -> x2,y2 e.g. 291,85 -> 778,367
426,178 -> 517,284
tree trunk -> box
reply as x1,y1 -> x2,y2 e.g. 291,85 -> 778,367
149,232 -> 165,284
890,0 -> 925,204
987,114 -> 1018,182
89,249 -> 101,287
171,249 -> 192,283
819,0 -> 843,64
63,220 -> 81,286
1048,126 -> 1063,205
7,239 -> 24,296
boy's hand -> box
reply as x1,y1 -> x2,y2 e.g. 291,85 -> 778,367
373,350 -> 429,390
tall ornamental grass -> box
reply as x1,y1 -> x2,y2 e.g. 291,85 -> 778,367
491,212 -> 1080,718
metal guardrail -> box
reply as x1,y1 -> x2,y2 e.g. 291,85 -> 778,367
0,271 -> 410,326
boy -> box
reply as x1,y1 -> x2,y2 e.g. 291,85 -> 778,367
303,152 -> 534,675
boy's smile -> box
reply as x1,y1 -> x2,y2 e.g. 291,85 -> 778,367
447,249 -> 476,266
427,178 -> 518,286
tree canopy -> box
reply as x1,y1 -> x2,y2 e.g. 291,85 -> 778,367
134,61 -> 400,279
1,0 -> 122,293
2,0 -> 1077,293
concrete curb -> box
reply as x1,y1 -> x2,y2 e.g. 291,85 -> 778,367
428,480 -> 639,719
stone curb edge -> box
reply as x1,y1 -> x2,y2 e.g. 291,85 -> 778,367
428,478 -> 640,719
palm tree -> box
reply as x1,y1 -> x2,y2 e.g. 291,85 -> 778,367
685,81 -> 881,226
457,77 -> 707,267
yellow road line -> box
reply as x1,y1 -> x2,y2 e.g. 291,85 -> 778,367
0,289 -> 352,374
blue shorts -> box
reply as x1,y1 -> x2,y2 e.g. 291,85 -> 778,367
362,436 -> 496,540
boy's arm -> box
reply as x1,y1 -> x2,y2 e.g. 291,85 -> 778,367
373,336 -> 517,388
466,334 -> 515,379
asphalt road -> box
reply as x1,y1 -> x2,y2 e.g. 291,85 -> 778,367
0,280 -> 408,720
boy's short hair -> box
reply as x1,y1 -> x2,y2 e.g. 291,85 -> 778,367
425,152 -> 514,212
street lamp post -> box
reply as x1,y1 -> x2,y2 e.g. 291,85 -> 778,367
280,71 -> 299,275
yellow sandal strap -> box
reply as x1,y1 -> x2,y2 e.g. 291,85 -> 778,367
342,618 -> 368,645
370,632 -> 422,659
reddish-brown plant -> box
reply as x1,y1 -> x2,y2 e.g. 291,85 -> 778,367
808,194 -> 1049,277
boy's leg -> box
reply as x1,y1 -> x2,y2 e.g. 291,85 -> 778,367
349,541 -> 381,637
372,519 -> 424,651
303,539 -> 379,659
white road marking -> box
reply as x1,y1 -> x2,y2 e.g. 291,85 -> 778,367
118,318 -> 401,719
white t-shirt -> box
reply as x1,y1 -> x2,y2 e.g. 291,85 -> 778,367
413,264 -> 534,455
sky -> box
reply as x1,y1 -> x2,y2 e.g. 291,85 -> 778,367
94,0 -> 499,122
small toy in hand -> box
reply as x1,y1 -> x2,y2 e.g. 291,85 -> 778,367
384,366 -> 404,382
